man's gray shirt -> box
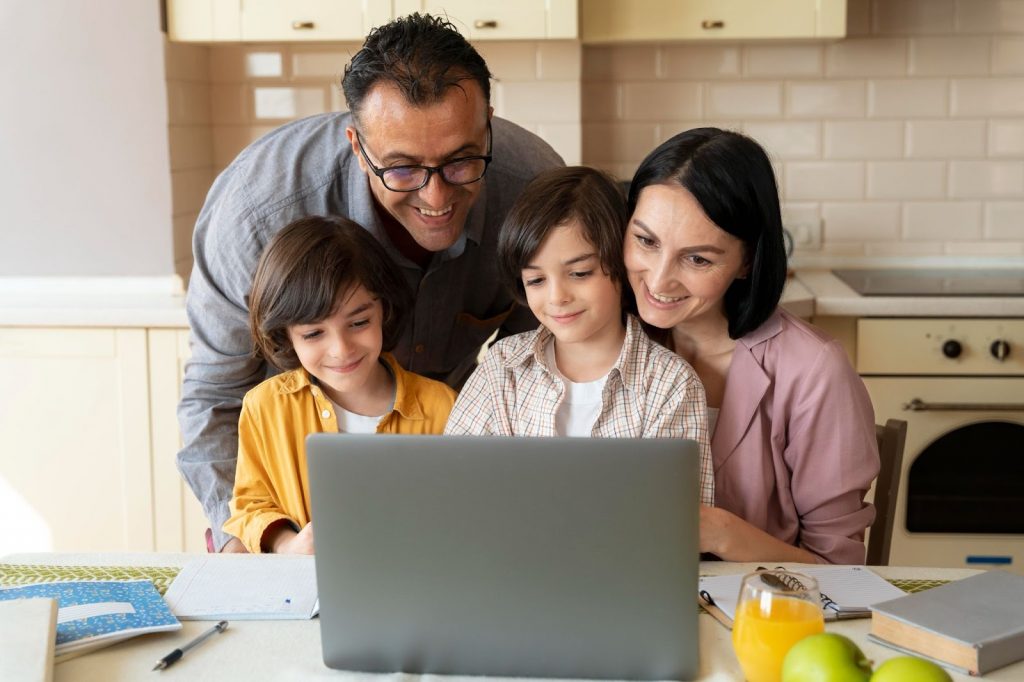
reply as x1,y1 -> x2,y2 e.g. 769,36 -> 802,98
177,112 -> 564,549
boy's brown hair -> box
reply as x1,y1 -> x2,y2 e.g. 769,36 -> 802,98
248,215 -> 413,370
497,166 -> 633,311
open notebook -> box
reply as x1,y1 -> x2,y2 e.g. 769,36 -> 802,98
699,566 -> 906,627
162,555 -> 319,620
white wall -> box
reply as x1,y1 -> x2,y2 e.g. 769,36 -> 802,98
0,0 -> 174,276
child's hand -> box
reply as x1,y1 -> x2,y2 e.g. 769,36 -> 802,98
277,522 -> 315,555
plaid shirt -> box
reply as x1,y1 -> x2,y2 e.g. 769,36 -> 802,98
445,315 -> 714,505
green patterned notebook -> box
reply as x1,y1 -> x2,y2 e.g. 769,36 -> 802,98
0,564 -> 180,596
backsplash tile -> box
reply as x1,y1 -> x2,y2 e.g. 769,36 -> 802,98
908,37 -> 990,76
867,161 -> 946,199
825,38 -> 907,77
165,4 -> 1023,269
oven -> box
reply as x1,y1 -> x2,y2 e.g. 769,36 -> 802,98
833,270 -> 1024,573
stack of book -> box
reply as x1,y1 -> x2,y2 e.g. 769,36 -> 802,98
869,570 -> 1024,676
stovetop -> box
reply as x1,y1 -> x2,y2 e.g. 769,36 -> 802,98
832,268 -> 1024,297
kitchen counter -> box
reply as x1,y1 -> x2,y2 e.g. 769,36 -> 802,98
0,277 -> 188,328
9,271 -> 1019,328
0,277 -> 818,327
796,269 -> 1024,317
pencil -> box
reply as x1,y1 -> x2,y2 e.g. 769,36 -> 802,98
699,590 -> 733,630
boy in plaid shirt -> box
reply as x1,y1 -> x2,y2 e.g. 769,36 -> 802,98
445,167 -> 713,505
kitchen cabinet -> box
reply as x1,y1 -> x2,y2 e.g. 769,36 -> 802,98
0,328 -> 154,552
166,0 -> 241,41
240,0 -> 392,42
149,329 -> 208,554
396,1 -> 577,39
0,325 -> 208,554
581,0 -> 846,43
166,0 -> 576,42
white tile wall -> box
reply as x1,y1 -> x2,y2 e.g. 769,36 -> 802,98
744,45 -> 823,78
788,81 -> 866,118
868,78 -> 948,117
824,121 -> 903,159
786,162 -> 865,200
622,82 -> 702,120
825,38 -> 907,77
985,202 -> 1024,239
951,78 -> 1024,116
744,122 -> 820,160
905,120 -> 987,158
867,161 -> 946,199
579,4 -> 1024,257
989,121 -> 1024,157
903,201 -> 983,240
706,83 -> 783,118
163,5 -> 1024,265
908,37 -> 990,76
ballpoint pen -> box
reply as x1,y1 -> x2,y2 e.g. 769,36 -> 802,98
152,620 -> 229,671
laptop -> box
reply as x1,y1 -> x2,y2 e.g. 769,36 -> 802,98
307,434 -> 701,680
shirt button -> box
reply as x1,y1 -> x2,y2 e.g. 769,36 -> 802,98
321,409 -> 331,419
415,344 -> 425,354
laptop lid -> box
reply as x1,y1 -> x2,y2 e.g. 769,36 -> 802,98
307,434 -> 700,680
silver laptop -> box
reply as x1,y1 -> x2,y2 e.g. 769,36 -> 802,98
307,434 -> 700,680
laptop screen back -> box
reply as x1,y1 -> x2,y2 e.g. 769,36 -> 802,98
307,434 -> 700,680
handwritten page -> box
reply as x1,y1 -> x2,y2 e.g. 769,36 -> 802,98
163,555 -> 319,620
699,565 -> 906,623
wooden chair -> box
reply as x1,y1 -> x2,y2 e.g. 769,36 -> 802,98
865,419 -> 908,566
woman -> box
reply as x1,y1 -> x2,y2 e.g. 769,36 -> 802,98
624,128 -> 879,564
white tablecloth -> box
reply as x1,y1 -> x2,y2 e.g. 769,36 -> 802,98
2,554 -> 1017,682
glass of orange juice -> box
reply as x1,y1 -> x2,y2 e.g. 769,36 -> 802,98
731,570 -> 825,682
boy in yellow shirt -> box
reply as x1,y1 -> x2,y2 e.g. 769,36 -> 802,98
224,216 -> 455,554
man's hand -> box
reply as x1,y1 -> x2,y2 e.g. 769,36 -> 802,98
219,536 -> 249,553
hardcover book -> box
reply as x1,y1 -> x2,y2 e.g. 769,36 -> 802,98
0,598 -> 56,682
869,570 -> 1024,675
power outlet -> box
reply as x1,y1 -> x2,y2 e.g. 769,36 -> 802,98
785,218 -> 822,251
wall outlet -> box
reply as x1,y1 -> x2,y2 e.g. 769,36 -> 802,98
785,218 -> 822,250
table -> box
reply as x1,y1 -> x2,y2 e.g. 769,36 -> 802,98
4,554 -> 1022,682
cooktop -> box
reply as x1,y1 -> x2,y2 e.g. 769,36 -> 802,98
831,268 -> 1024,297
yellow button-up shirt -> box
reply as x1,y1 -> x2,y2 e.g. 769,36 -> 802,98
224,353 -> 456,552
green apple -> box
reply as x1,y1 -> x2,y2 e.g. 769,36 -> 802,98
781,632 -> 873,682
870,656 -> 952,682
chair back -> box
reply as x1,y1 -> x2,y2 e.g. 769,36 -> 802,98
866,419 -> 908,566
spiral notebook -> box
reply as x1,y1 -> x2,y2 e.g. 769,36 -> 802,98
699,566 -> 906,627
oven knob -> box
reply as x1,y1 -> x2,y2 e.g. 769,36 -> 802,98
991,339 -> 1011,361
941,340 -> 962,359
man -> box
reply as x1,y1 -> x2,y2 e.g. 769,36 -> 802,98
178,13 -> 564,552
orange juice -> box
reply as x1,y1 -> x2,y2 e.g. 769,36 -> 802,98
731,596 -> 825,682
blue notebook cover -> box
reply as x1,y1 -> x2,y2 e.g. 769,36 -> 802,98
0,579 -> 181,660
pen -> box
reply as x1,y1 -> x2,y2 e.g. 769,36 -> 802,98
152,620 -> 229,671
699,590 -> 733,630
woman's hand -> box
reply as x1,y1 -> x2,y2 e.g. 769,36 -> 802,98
263,520 -> 315,554
700,505 -> 822,564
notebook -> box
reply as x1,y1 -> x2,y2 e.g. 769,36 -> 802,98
162,555 -> 318,620
308,434 -> 702,680
0,580 -> 180,662
699,565 -> 906,627
869,569 -> 1024,676
0,598 -> 56,682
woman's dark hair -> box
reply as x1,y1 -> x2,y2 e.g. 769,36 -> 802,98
341,13 -> 492,124
627,127 -> 787,339
498,166 -> 632,312
248,215 -> 413,370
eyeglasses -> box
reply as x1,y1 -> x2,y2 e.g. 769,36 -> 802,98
355,122 -> 493,192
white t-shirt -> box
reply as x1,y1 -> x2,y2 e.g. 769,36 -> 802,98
545,340 -> 609,437
330,398 -> 386,434
707,406 -> 720,438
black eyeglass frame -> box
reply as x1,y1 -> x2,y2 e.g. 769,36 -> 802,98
355,121 -> 493,193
